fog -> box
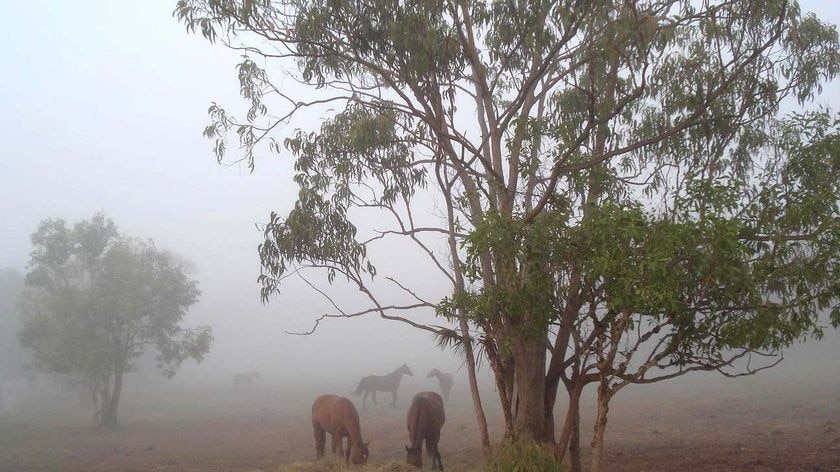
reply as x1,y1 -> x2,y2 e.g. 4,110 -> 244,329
1,1 -> 840,471
0,0 -> 465,393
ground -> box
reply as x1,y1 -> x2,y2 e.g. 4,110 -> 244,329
1,374 -> 838,471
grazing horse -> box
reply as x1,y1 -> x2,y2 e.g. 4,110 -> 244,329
427,369 -> 453,401
312,394 -> 370,465
233,372 -> 259,387
405,391 -> 445,470
354,363 -> 413,408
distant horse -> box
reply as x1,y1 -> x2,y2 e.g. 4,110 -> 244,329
405,391 -> 445,470
354,364 -> 413,408
233,372 -> 259,387
312,394 -> 370,465
427,369 -> 453,401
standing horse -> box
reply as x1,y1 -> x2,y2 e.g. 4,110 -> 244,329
427,369 -> 453,401
312,394 -> 370,465
233,372 -> 259,387
354,364 -> 413,408
405,391 -> 445,470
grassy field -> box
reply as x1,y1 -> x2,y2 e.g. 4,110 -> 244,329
1,373 -> 839,471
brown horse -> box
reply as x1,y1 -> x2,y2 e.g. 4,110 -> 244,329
311,394 -> 369,465
427,369 -> 453,401
354,363 -> 413,408
405,391 -> 445,470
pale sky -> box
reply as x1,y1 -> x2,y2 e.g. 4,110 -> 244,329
1,0 -> 838,385
0,0 -> 463,384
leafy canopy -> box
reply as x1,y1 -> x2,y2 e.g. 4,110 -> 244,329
19,215 -> 212,380
176,0 -> 840,442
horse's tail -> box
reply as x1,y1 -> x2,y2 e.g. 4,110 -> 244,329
353,378 -> 365,396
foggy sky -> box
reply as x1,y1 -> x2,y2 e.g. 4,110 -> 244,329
1,0 -> 839,389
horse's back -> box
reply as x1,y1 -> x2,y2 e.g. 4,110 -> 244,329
408,391 -> 445,430
312,394 -> 360,430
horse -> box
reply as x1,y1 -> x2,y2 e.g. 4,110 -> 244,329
233,372 -> 259,387
405,391 -> 445,470
427,369 -> 453,401
312,394 -> 370,465
354,363 -> 413,408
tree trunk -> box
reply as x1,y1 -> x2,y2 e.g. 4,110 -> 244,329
90,385 -> 101,426
459,316 -> 491,455
103,366 -> 124,428
590,382 -> 611,472
543,376 -> 558,443
512,336 -> 546,440
569,402 -> 582,472
555,380 -> 584,463
486,341 -> 515,438
98,374 -> 111,427
544,271 -> 584,443
442,177 -> 491,457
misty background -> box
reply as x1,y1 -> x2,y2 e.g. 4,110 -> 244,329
1,0 -> 839,419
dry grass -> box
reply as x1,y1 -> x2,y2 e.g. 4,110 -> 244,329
274,458 -> 481,472
2,374 -> 840,471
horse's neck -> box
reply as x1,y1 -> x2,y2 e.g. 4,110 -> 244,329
389,369 -> 404,380
346,422 -> 364,447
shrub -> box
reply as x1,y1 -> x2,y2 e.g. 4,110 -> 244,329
488,440 -> 563,472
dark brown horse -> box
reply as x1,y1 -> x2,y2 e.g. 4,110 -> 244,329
354,363 -> 413,408
405,391 -> 445,470
312,394 -> 369,465
427,369 -> 453,401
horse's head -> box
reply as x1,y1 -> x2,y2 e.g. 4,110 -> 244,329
348,441 -> 370,465
405,445 -> 422,468
401,364 -> 413,376
427,368 -> 439,378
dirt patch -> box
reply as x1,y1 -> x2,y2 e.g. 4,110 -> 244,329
1,376 -> 838,471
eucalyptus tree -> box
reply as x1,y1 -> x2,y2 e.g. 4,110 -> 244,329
454,111 -> 840,470
18,215 -> 212,427
176,0 -> 840,464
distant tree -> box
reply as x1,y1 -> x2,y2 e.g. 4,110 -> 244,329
18,215 -> 212,427
176,0 -> 840,468
0,269 -> 26,378
1,268 -> 28,412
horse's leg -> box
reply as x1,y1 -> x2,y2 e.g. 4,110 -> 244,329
371,390 -> 378,406
391,389 -> 397,408
337,432 -> 346,458
428,438 -> 442,470
313,423 -> 326,459
331,432 -> 340,456
363,389 -> 369,409
344,439 -> 352,465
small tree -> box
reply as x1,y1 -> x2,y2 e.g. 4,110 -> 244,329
0,269 -> 26,379
175,0 -> 840,466
1,268 -> 27,412
18,215 -> 212,427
